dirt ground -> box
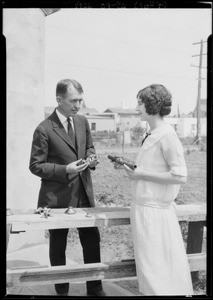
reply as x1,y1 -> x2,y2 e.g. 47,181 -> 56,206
46,146 -> 207,295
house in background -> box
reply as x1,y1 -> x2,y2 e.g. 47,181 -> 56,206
175,117 -> 206,138
44,107 -> 117,132
103,107 -> 143,131
165,116 -> 206,138
44,96 -> 207,138
84,113 -> 117,132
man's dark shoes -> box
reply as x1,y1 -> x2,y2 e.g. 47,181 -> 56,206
87,289 -> 106,297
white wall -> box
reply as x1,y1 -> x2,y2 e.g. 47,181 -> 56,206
4,8 -> 47,250
165,117 -> 206,137
119,115 -> 141,130
177,118 -> 206,137
86,117 -> 116,132
4,8 -> 45,211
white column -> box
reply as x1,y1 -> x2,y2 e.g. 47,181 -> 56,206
4,8 -> 46,250
4,8 -> 45,211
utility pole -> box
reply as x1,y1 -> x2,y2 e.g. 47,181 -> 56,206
191,40 -> 207,144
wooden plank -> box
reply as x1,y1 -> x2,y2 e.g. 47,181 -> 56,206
122,254 -> 206,273
8,207 -> 130,232
7,260 -> 136,287
7,253 -> 206,287
7,205 -> 206,232
187,253 -> 206,272
174,204 -> 206,222
187,221 -> 206,283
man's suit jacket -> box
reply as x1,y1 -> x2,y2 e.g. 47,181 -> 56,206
29,109 -> 96,208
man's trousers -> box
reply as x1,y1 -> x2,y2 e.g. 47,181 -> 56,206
49,178 -> 102,295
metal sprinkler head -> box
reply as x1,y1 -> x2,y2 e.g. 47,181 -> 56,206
65,206 -> 76,215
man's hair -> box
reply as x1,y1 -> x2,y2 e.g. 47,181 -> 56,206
137,84 -> 172,117
56,79 -> 83,97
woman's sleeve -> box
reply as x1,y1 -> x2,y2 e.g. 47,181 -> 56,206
160,133 -> 187,177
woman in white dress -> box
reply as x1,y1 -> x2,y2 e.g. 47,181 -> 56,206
114,84 -> 193,296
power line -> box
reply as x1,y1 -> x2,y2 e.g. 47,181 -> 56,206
91,10 -> 168,32
190,64 -> 207,69
46,60 -> 198,80
91,10 -> 207,40
192,53 -> 207,57
46,25 -> 193,56
193,41 -> 207,45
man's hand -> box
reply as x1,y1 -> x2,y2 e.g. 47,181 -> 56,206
66,159 -> 88,174
87,155 -> 100,168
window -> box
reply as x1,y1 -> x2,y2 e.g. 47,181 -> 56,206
91,123 -> 96,131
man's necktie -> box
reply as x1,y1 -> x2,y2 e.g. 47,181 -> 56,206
141,132 -> 151,146
67,117 -> 76,148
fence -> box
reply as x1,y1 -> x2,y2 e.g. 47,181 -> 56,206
7,205 -> 206,291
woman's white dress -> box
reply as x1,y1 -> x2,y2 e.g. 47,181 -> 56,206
131,123 -> 193,296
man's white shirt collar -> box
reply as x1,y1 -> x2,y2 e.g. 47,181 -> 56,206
56,109 -> 74,131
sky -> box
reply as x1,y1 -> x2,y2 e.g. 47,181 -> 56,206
44,8 -> 211,115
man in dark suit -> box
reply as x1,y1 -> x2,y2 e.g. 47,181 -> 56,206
29,79 -> 106,296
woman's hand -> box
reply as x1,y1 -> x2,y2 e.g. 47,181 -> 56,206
123,164 -> 137,179
111,160 -> 139,181
112,162 -> 137,180
113,161 -> 126,170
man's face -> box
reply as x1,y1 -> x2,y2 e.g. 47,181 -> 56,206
57,85 -> 83,117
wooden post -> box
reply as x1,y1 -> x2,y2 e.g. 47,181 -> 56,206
187,221 -> 205,283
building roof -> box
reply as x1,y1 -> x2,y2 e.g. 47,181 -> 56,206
84,115 -> 115,119
104,107 -> 138,114
78,107 -> 99,115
